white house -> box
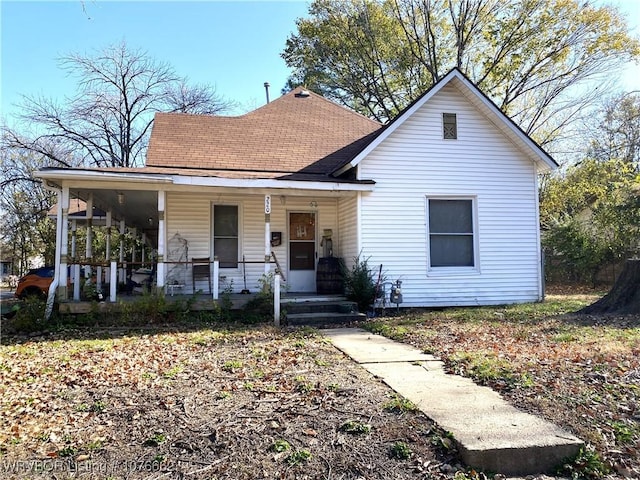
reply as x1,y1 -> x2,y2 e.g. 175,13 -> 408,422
36,68 -> 557,309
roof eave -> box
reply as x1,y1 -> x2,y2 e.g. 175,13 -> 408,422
34,168 -> 376,192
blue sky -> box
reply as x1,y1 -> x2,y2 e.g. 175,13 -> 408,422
1,0 -> 639,123
1,0 -> 310,119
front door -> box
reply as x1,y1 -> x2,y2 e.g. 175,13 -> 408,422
288,212 -> 316,292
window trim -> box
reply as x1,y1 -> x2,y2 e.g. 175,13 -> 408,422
442,112 -> 457,140
211,202 -> 241,270
425,196 -> 479,275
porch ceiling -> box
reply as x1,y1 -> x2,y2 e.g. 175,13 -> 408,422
70,188 -> 159,246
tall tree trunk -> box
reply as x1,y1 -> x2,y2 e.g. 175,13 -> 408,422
579,259 -> 640,314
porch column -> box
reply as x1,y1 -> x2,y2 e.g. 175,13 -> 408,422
119,220 -> 126,284
71,220 -> 77,260
264,194 -> 271,275
105,210 -> 112,285
156,190 -> 166,294
85,194 -> 93,279
109,261 -> 117,302
70,219 -> 77,289
141,233 -> 146,268
73,264 -> 81,300
131,227 -> 137,268
57,186 -> 70,300
274,273 -> 280,326
212,259 -> 219,300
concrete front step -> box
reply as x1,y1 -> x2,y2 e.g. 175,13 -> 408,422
286,311 -> 366,327
282,299 -> 358,315
324,328 -> 583,476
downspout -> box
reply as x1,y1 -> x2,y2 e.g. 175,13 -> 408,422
42,182 -> 63,320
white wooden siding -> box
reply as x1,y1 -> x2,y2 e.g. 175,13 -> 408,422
165,192 -> 338,293
337,195 -> 358,264
358,83 -> 542,306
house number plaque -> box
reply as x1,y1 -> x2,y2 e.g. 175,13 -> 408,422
264,195 -> 271,214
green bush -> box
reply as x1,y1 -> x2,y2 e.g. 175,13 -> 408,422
2,297 -> 49,333
242,273 -> 276,323
341,254 -> 381,313
543,218 -> 612,286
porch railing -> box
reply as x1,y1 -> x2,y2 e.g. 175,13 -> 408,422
62,256 -> 283,310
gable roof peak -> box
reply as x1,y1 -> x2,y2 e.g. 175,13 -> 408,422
333,66 -> 557,174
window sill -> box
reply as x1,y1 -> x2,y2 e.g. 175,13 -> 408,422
427,267 -> 480,277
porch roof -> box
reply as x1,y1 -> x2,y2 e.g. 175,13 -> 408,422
36,166 -> 375,243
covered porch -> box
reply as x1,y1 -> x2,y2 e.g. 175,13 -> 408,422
37,169 -> 374,322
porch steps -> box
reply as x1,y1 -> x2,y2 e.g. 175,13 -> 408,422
282,298 -> 366,326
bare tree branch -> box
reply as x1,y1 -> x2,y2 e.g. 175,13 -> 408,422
3,41 -> 233,169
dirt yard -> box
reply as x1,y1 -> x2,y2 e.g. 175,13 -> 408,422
0,288 -> 638,479
0,325 -> 465,479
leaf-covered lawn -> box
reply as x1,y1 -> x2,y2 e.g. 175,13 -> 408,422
0,325 -> 459,479
366,291 -> 640,478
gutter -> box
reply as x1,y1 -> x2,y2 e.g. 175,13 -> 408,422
35,169 -> 375,192
35,169 -> 173,184
170,175 -> 375,192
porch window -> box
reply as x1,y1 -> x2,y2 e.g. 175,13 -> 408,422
427,198 -> 475,268
213,205 -> 238,268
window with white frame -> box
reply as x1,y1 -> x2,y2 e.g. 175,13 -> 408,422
443,113 -> 457,139
428,198 -> 475,268
213,205 -> 238,268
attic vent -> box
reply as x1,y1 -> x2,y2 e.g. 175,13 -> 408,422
443,113 -> 457,139
295,90 -> 310,98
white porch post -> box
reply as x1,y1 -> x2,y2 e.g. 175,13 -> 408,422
212,259 -> 219,300
105,210 -> 112,290
70,219 -> 77,262
130,227 -> 137,283
110,261 -> 117,302
96,266 -> 102,292
58,187 -> 70,300
274,273 -> 280,326
264,194 -> 271,275
141,233 -> 146,268
156,190 -> 166,294
85,194 -> 93,278
70,220 -> 77,289
119,220 -> 126,284
73,264 -> 81,300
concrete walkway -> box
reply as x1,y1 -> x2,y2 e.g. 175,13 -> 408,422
324,328 -> 583,477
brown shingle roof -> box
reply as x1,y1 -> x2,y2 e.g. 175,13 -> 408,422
146,87 -> 382,176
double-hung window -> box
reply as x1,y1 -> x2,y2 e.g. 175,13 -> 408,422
213,205 -> 238,268
428,198 -> 475,269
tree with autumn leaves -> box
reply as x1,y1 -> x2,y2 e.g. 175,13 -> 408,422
284,0 -> 640,287
283,0 -> 639,148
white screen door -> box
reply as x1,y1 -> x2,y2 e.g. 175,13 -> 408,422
288,212 -> 316,292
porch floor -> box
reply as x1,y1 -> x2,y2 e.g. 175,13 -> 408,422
56,291 -> 348,315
